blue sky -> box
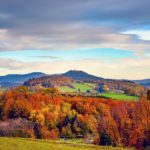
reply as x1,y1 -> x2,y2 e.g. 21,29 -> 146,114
0,0 -> 150,79
0,48 -> 135,62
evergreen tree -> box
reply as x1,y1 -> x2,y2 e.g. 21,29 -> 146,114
100,130 -> 111,146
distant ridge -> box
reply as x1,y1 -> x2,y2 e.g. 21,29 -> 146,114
133,79 -> 150,88
0,72 -> 45,83
23,70 -> 147,97
0,70 -> 149,95
63,70 -> 103,81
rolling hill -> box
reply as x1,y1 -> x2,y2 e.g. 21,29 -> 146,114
0,72 -> 45,88
23,70 -> 147,98
24,75 -> 74,87
0,70 -> 147,98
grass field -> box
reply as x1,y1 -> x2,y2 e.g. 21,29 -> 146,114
58,83 -> 139,101
59,86 -> 76,92
0,137 -> 128,150
101,92 -> 138,101
59,82 -> 96,93
73,82 -> 94,92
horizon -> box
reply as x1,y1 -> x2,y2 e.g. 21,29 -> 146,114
0,70 -> 149,80
0,0 -> 150,79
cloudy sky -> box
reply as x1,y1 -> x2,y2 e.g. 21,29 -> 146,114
0,0 -> 150,79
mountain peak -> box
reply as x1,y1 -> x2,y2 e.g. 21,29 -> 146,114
64,70 -> 88,74
63,70 -> 103,81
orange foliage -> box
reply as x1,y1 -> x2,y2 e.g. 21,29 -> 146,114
0,86 -> 149,149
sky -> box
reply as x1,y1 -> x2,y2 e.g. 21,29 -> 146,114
0,0 -> 150,79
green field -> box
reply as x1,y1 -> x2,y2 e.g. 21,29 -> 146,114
101,92 -> 138,101
59,83 -> 139,101
59,86 -> 76,92
0,138 -> 128,150
73,82 -> 94,92
59,82 -> 96,93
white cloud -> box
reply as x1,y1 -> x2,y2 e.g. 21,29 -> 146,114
123,30 -> 150,41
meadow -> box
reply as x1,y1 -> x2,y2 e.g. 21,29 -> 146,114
59,82 -> 96,93
0,138 -> 128,150
59,82 -> 138,101
101,92 -> 138,101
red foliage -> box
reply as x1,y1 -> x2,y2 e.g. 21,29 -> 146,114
0,86 -> 149,149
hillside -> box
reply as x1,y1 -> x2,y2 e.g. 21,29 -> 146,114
0,138 -> 126,150
23,70 -> 147,98
102,79 -> 147,97
0,70 -> 147,98
0,86 -> 149,149
24,75 -> 74,87
134,79 -> 150,88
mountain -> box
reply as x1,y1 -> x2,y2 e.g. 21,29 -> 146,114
0,72 -> 45,83
23,70 -> 147,97
0,70 -> 147,97
63,70 -> 103,81
0,72 -> 45,88
133,79 -> 150,88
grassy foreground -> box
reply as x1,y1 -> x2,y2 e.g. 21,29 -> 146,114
0,137 -> 127,150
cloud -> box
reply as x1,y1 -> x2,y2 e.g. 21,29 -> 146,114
0,0 -> 150,27
0,25 -> 150,57
123,30 -> 150,41
28,56 -> 61,60
0,58 -> 29,69
0,0 -> 149,55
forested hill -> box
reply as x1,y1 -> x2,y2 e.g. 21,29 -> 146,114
0,70 -> 148,97
24,70 -> 147,97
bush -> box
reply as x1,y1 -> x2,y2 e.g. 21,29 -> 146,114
0,118 -> 34,138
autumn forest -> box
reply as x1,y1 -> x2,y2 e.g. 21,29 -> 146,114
0,86 -> 149,149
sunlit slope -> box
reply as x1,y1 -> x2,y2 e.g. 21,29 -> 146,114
0,138 -> 128,150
